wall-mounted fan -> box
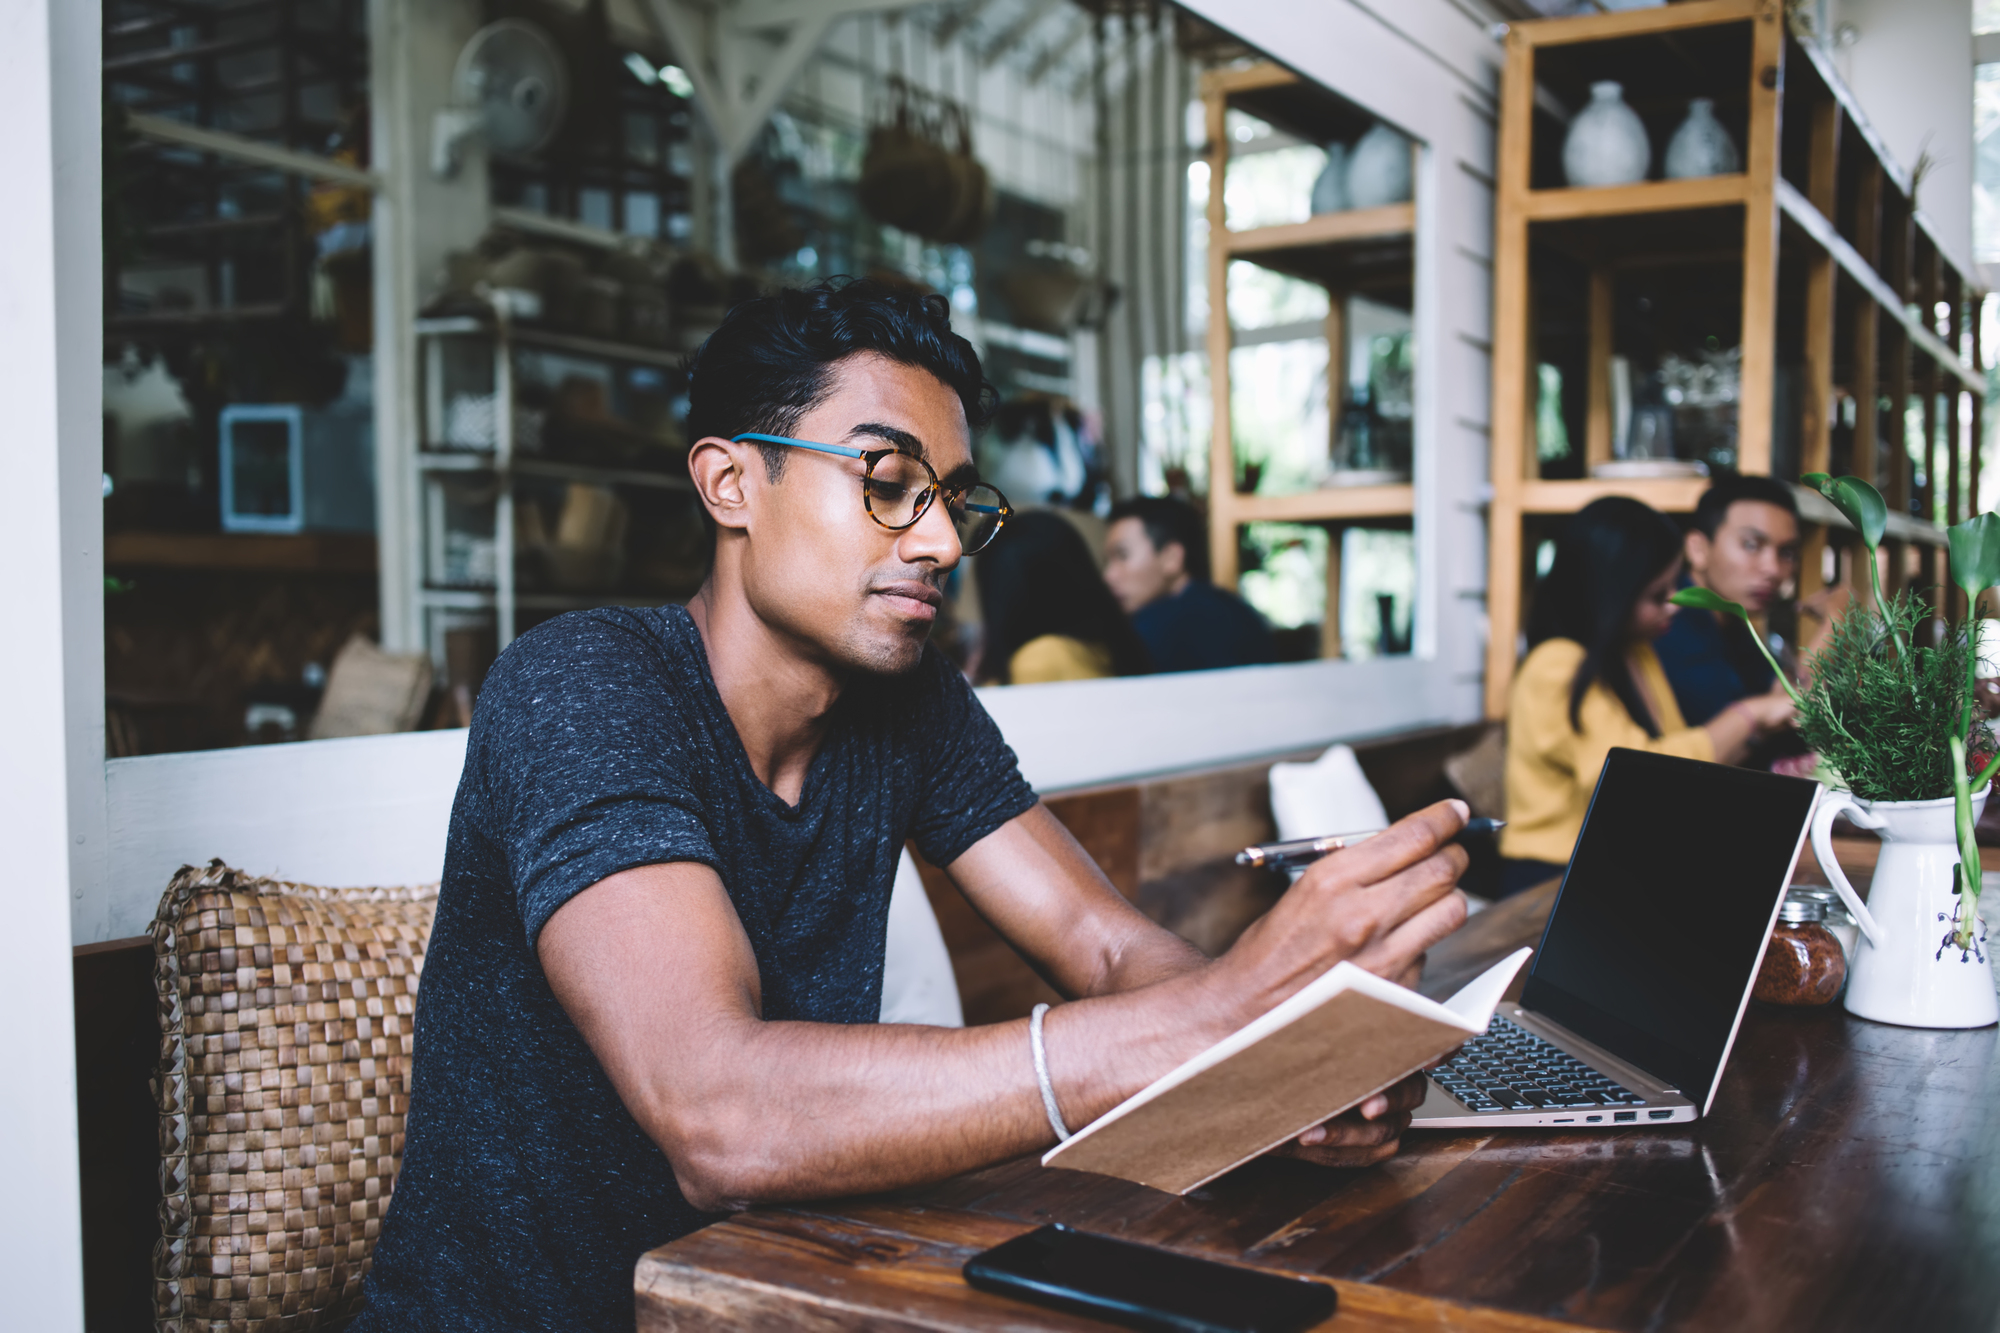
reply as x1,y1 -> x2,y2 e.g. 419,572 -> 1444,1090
432,19 -> 570,178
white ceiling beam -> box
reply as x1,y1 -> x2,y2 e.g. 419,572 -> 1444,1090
643,0 -> 918,163
934,0 -> 997,47
126,113 -> 380,190
981,0 -> 1064,69
1026,13 -> 1089,86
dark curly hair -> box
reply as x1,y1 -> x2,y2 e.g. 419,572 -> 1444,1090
685,277 -> 996,481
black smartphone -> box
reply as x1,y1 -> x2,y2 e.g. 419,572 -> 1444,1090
962,1223 -> 1336,1333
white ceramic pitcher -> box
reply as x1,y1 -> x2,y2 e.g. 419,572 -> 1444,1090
1810,786 -> 1998,1029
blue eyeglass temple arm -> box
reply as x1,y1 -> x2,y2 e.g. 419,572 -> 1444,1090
732,432 -> 870,460
731,432 -> 1008,514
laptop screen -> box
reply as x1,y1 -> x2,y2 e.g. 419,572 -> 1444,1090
1519,748 -> 1821,1110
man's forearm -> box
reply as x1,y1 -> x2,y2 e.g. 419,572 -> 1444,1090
635,966 -> 1241,1212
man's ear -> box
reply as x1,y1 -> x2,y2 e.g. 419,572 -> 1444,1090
688,436 -> 756,533
1159,540 -> 1187,580
1684,529 -> 1712,582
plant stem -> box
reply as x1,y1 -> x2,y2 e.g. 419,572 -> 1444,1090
1951,736 -> 1986,953
1741,615 -> 1803,707
1865,547 -> 1912,671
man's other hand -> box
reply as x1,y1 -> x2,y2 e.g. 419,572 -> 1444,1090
1275,1072 -> 1430,1168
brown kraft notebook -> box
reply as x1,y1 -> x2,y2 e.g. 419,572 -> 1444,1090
1042,948 -> 1532,1195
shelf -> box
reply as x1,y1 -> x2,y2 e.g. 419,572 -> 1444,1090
417,453 -> 694,492
418,587 -> 679,611
105,530 -> 376,574
1513,477 -> 1949,546
414,317 -> 693,368
1520,174 -> 1748,223
1517,476 -> 1710,515
1218,485 -> 1415,524
1225,204 -> 1415,254
1506,0 -> 1756,49
1774,180 -> 1982,391
1224,205 -> 1416,304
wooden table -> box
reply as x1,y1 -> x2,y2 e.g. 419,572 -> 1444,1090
637,873 -> 2000,1332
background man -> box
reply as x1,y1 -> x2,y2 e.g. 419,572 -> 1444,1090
1656,473 -> 1838,730
1102,496 -> 1277,671
352,280 -> 1469,1331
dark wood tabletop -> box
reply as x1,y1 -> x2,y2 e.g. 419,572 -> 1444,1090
636,865 -> 2000,1332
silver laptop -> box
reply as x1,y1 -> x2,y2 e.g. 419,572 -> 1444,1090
1414,748 -> 1822,1130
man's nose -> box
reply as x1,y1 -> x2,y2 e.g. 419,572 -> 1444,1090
896,491 -> 964,569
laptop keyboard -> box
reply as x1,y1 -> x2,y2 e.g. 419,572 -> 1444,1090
1429,1016 -> 1649,1113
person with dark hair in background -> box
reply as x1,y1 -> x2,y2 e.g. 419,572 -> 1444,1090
1498,496 -> 1795,896
1654,472 -> 1844,727
1102,496 -> 1277,672
354,278 -> 1474,1331
976,511 -> 1151,684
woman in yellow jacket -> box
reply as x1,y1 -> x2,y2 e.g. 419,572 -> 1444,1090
1499,496 -> 1794,895
975,510 -> 1152,685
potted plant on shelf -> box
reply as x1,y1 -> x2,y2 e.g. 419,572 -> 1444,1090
1671,473 -> 2000,1029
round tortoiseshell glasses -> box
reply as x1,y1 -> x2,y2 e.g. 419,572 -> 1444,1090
733,433 -> 1012,554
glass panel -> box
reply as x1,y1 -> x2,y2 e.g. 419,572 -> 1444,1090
1222,111 -> 1327,231
227,419 -> 295,518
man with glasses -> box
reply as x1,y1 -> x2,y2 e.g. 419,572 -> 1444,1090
356,279 -> 1470,1331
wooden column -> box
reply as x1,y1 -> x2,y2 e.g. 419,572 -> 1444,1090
1881,202 -> 1911,595
1325,294 -> 1347,463
1796,96 -> 1840,600
1321,526 -> 1343,660
1850,161 -> 1882,506
1204,79 -> 1237,587
1948,275 -> 1965,529
1734,1 -> 1785,476
1483,28 -> 1537,719
1584,268 -> 1615,470
1972,292 -> 1986,520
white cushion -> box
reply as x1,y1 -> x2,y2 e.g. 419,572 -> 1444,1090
878,849 -> 965,1026
1268,744 -> 1389,842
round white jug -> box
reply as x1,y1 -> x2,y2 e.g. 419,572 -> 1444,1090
1811,786 -> 1999,1029
1563,81 -> 1650,187
1345,123 -> 1412,209
1311,142 -> 1349,215
1664,98 -> 1740,179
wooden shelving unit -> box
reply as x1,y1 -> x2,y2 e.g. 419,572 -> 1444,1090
1484,0 -> 1986,717
1200,62 -> 1419,657
407,315 -> 703,663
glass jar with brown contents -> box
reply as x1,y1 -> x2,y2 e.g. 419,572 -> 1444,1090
1753,897 -> 1847,1006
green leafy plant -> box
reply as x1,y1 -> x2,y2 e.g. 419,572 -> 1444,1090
1673,476 -> 1999,958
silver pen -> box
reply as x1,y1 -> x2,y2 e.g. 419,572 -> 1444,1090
1236,818 -> 1505,871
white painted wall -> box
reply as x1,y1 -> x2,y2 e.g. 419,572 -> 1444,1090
89,655 -> 1461,942
0,0 -> 97,1322
1827,0 -> 1976,274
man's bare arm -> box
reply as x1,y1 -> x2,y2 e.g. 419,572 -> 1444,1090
539,800 -> 1469,1213
935,802 -> 1209,999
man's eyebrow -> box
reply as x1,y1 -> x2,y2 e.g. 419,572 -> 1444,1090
845,421 -> 928,460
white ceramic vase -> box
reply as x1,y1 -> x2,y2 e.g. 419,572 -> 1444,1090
1345,123 -> 1412,208
1310,143 -> 1349,215
1811,786 -> 1999,1029
1664,98 -> 1740,179
1563,81 -> 1650,187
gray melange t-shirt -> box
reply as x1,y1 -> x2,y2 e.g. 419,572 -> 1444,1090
353,604 -> 1036,1332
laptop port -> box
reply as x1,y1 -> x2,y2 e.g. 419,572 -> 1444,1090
1613,1111 -> 1636,1122
1553,1118 -> 1573,1123
1586,1115 -> 1602,1122
1648,1109 -> 1673,1120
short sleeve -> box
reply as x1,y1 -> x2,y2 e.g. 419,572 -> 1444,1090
903,653 -> 1038,868
464,611 -> 720,949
